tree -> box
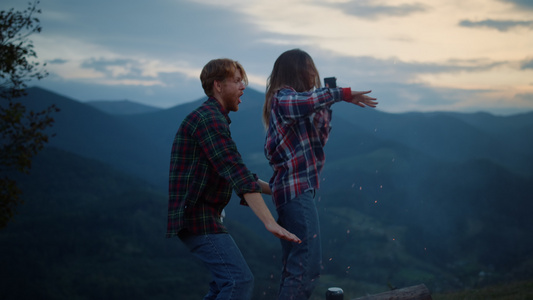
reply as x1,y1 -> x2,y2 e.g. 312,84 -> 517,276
1,1 -> 59,229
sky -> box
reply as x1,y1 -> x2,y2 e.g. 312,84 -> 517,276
3,0 -> 533,115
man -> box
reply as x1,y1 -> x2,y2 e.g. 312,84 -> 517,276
167,58 -> 300,300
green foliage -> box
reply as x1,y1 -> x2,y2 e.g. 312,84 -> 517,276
0,1 -> 46,97
0,177 -> 21,230
0,148 -> 286,299
0,1 -> 59,229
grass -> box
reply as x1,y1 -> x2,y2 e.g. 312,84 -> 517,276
307,279 -> 533,300
432,280 -> 533,300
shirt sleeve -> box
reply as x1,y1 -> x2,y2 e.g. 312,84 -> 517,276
276,87 -> 347,121
193,110 -> 261,201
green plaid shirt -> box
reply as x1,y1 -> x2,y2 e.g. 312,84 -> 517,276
166,97 -> 261,237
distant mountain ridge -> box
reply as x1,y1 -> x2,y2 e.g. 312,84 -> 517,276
18,87 -> 533,185
86,99 -> 162,115
3,86 -> 533,299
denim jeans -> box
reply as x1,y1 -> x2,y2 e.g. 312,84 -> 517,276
180,233 -> 254,300
277,190 -> 322,300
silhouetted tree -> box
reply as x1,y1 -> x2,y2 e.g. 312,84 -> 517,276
1,1 -> 59,229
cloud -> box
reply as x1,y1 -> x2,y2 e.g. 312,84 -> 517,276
80,58 -> 150,80
51,0 -> 260,60
521,59 -> 533,70
396,59 -> 504,77
4,0 -> 531,114
312,52 -> 505,87
40,70 -> 204,107
498,0 -> 533,10
459,19 -> 533,31
339,1 -> 427,19
47,59 -> 68,65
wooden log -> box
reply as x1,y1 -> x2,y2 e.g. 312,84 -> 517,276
352,284 -> 432,300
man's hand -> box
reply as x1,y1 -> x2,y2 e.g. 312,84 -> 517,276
243,193 -> 301,243
347,90 -> 378,108
265,221 -> 301,243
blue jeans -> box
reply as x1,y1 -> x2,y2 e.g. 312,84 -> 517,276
277,190 -> 322,300
180,233 -> 254,300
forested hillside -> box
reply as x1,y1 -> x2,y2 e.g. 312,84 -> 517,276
1,87 -> 532,299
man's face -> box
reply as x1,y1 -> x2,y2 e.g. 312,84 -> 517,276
219,70 -> 245,112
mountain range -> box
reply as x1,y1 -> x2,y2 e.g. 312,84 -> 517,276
1,87 -> 532,299
87,99 -> 163,115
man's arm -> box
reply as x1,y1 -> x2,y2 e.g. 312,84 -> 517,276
243,193 -> 300,243
258,179 -> 271,195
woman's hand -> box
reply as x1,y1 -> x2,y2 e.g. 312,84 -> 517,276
348,90 -> 378,108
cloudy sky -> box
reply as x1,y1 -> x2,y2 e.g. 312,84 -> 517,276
3,0 -> 533,115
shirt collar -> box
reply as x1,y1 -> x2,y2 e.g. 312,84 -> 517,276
208,97 -> 231,124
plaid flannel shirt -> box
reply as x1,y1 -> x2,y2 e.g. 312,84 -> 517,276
264,86 -> 350,208
166,97 -> 261,237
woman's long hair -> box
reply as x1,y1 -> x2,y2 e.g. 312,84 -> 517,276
262,49 -> 321,128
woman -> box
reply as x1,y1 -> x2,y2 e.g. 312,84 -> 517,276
263,49 -> 378,300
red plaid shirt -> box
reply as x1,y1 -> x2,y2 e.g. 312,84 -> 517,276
264,86 -> 350,208
166,97 -> 261,237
